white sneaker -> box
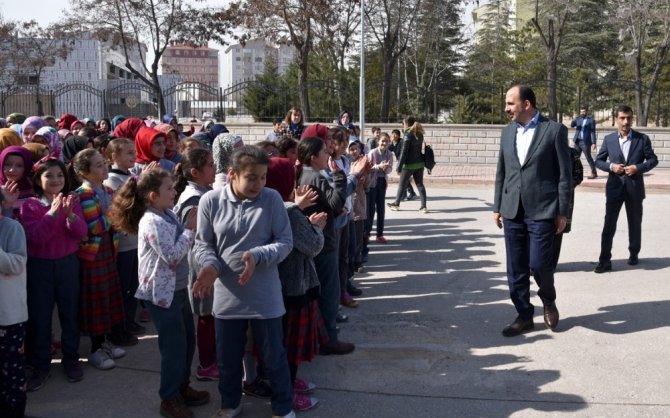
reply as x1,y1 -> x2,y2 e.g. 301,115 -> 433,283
88,349 -> 115,370
101,341 -> 126,359
272,411 -> 296,418
212,405 -> 241,418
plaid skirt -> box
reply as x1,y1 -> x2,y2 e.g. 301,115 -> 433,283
79,231 -> 124,336
282,299 -> 329,364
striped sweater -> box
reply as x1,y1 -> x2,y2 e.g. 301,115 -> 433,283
75,181 -> 119,261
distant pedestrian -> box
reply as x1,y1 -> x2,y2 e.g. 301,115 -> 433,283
387,116 -> 428,213
571,105 -> 598,179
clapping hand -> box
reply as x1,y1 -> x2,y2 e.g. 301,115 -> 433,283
294,185 -> 318,210
62,194 -> 78,218
49,193 -> 64,216
193,265 -> 217,298
308,212 -> 328,230
1,180 -> 19,209
238,251 -> 255,286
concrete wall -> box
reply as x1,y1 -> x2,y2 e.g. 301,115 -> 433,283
224,123 -> 670,168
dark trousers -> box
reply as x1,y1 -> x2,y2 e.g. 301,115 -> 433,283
313,250 -> 340,343
26,255 -> 80,371
503,206 -> 557,320
145,289 -> 195,400
366,178 -> 387,237
394,168 -> 427,208
116,250 -> 139,326
599,195 -> 643,262
215,317 -> 293,416
0,322 -> 26,409
337,223 -> 350,290
197,315 -> 216,368
575,141 -> 596,172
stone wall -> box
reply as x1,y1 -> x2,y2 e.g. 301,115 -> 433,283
224,123 -> 670,168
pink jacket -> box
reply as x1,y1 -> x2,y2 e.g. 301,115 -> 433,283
20,197 -> 88,259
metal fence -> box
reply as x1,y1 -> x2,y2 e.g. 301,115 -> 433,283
1,78 -> 657,125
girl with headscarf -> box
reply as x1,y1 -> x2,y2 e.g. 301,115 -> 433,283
0,145 -> 35,219
22,117 -> 48,143
0,128 -> 24,152
111,115 -> 126,130
57,113 -> 78,131
33,127 -> 63,159
113,118 -> 144,140
0,118 -> 7,128
129,127 -> 176,175
155,123 -> 181,164
211,131 -> 243,190
62,136 -> 94,164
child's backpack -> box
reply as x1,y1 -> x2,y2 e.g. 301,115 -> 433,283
423,143 -> 436,175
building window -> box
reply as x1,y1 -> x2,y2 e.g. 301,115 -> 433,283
176,50 -> 181,55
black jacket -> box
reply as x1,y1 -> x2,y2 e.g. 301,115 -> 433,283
397,130 -> 424,171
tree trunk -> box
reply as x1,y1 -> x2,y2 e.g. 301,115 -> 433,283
634,52 -> 646,126
380,51 -> 395,122
547,51 -> 558,121
298,50 -> 311,120
152,72 -> 166,118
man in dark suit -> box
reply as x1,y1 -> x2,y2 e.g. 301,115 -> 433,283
493,85 -> 572,337
594,105 -> 658,273
571,105 -> 598,179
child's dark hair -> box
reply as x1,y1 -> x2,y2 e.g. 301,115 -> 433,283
231,145 -> 269,172
276,136 -> 297,156
329,126 -> 349,145
179,137 -> 202,153
33,158 -> 70,197
297,136 -> 324,165
174,147 -> 212,202
108,168 -> 171,235
67,148 -> 100,190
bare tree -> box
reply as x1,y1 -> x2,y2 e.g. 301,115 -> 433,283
6,21 -> 74,115
365,0 -> 423,122
531,0 -> 570,121
611,0 -> 670,126
312,0 -> 360,111
62,0 -> 238,117
241,0 -> 334,119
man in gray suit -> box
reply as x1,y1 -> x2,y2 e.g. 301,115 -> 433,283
493,85 -> 572,337
594,105 -> 658,273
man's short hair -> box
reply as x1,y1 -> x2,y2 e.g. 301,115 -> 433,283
516,85 -> 537,109
580,105 -> 589,111
616,105 -> 633,115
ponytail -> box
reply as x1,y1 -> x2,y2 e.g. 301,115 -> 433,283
174,148 -> 212,203
108,168 -> 170,234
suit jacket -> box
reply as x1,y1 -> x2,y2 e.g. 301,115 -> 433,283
595,130 -> 658,201
494,114 -> 572,220
571,116 -> 597,146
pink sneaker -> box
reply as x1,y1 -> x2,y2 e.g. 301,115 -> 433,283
196,363 -> 219,381
293,378 -> 316,394
293,394 -> 319,412
376,236 -> 387,244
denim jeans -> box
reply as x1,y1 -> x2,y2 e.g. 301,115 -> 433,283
215,317 -> 293,416
313,250 -> 340,343
26,255 -> 80,371
145,289 -> 195,400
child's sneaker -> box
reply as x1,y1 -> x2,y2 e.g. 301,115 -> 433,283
242,377 -> 272,398
387,202 -> 400,211
419,207 -> 429,214
101,341 -> 126,359
340,292 -> 359,308
213,405 -> 242,417
293,394 -> 319,412
196,363 -> 219,381
271,411 -> 296,418
293,378 -> 316,394
88,349 -> 115,370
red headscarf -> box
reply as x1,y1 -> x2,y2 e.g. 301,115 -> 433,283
57,113 -> 78,131
134,126 -> 166,164
266,157 -> 296,202
113,118 -> 145,140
